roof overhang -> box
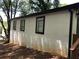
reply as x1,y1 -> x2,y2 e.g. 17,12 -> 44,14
12,3 -> 79,20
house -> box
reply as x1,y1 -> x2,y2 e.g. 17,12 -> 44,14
10,3 -> 79,59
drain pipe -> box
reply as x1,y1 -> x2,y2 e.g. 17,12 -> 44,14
68,9 -> 73,59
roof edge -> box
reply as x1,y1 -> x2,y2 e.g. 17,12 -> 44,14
12,2 -> 79,20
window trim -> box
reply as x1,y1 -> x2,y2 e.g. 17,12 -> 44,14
35,16 -> 45,34
20,19 -> 25,31
13,20 -> 16,30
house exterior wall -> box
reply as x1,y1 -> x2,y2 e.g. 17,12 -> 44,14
10,10 -> 70,57
71,11 -> 77,43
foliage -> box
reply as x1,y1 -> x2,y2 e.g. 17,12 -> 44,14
19,0 -> 60,16
53,0 -> 60,8
18,0 -> 53,15
18,0 -> 30,16
29,0 -> 53,13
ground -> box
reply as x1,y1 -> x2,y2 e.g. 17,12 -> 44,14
0,43 -> 67,59
0,43 -> 53,59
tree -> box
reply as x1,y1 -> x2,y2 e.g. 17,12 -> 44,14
53,0 -> 60,8
0,0 -> 20,43
18,0 -> 29,16
28,0 -> 53,13
19,0 -> 60,16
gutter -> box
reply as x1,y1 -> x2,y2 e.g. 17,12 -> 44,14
68,9 -> 73,59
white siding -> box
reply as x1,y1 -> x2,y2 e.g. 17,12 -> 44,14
10,10 -> 70,57
72,11 -> 77,34
71,11 -> 77,49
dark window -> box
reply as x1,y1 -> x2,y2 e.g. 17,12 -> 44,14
77,15 -> 79,36
0,27 -> 2,34
20,20 -> 25,31
35,16 -> 45,34
13,20 -> 16,30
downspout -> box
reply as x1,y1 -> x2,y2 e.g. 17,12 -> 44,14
68,9 -> 73,59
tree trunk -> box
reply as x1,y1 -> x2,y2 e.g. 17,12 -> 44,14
4,9 -> 11,43
1,0 -> 19,44
7,20 -> 11,43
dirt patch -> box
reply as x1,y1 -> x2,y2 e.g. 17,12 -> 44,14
0,43 -> 67,59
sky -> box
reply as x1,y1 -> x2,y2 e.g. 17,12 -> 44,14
59,0 -> 79,4
0,0 -> 79,21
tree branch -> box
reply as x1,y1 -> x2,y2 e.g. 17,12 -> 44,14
3,0 -> 9,10
1,7 -> 8,17
14,0 -> 19,18
0,16 -> 7,37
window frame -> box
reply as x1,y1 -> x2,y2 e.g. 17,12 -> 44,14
0,27 -> 2,34
35,16 -> 45,34
13,20 -> 17,30
20,19 -> 25,31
